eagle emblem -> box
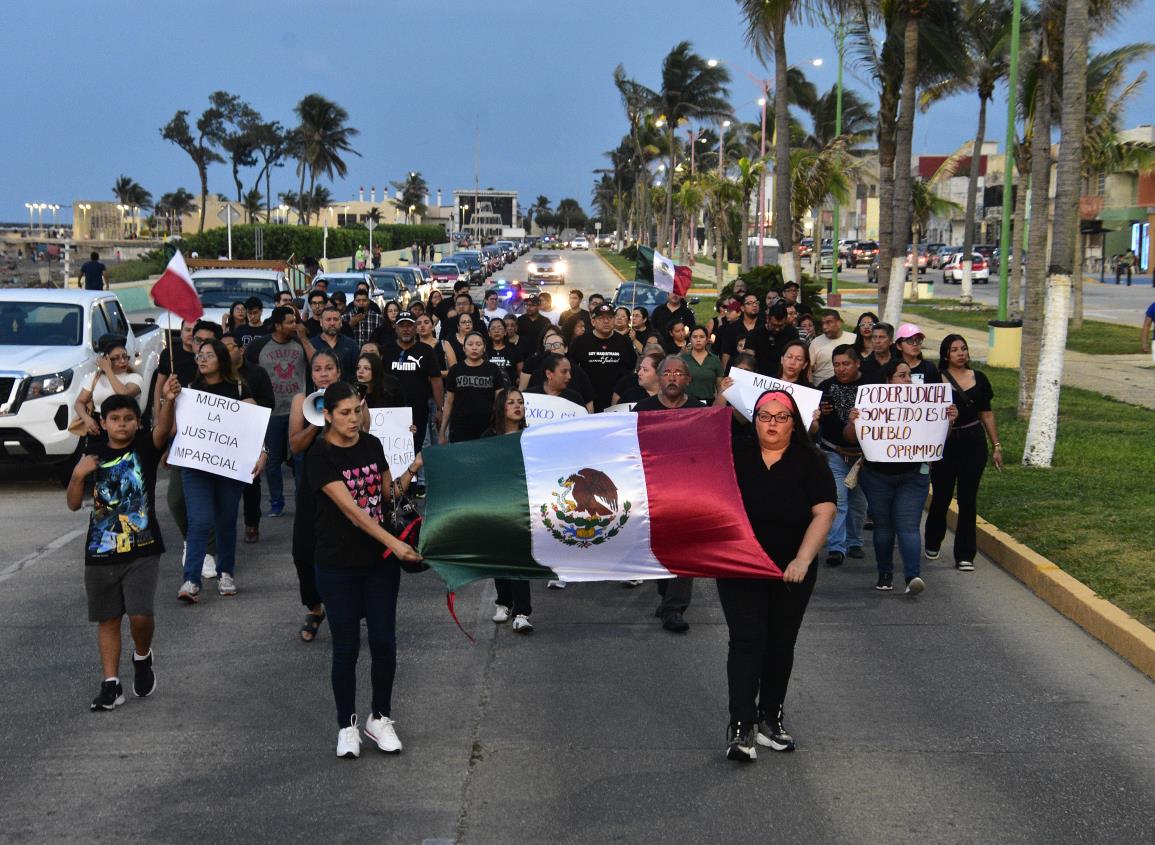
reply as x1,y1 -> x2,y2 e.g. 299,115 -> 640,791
540,468 -> 631,548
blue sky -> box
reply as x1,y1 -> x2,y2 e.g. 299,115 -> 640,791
2,0 -> 1152,223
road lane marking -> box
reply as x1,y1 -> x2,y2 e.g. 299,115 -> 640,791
0,527 -> 86,583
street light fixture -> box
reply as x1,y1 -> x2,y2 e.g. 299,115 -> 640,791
25,202 -> 33,232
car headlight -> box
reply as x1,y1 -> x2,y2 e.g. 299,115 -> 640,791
527,264 -> 537,273
24,369 -> 74,400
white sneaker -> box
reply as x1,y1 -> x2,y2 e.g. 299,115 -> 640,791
336,715 -> 361,759
364,714 -> 402,753
512,614 -> 534,633
623,579 -> 643,588
492,604 -> 511,623
201,554 -> 217,580
217,572 -> 237,596
547,579 -> 567,590
177,581 -> 200,603
956,560 -> 975,572
904,576 -> 925,596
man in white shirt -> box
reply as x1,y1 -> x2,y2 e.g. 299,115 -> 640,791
478,290 -> 508,325
809,309 -> 858,383
537,291 -> 563,325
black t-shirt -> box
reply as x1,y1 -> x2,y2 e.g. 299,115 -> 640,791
235,324 -> 270,347
306,434 -> 390,569
157,343 -> 197,386
446,361 -> 505,430
719,319 -> 760,360
526,359 -> 595,406
650,302 -> 697,337
81,260 -> 106,290
190,378 -> 253,402
747,324 -> 800,376
516,314 -> 552,356
633,395 -> 707,412
859,352 -> 894,384
524,383 -> 585,406
817,375 -> 866,449
380,341 -> 441,408
83,431 -> 165,566
907,358 -> 942,387
486,343 -> 523,386
946,369 -> 993,428
568,331 -> 637,411
732,437 -> 836,566
238,362 -> 275,409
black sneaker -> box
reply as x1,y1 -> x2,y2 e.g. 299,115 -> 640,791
848,546 -> 865,559
755,705 -> 796,752
410,483 -> 426,499
726,721 -> 757,762
825,551 -> 844,567
875,572 -> 894,591
924,548 -> 940,560
91,680 -> 125,712
133,650 -> 156,698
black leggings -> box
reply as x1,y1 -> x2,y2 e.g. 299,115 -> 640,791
716,566 -> 817,726
925,426 -> 987,563
314,563 -> 401,728
495,579 -> 532,616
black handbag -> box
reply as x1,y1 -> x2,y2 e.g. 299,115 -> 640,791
384,484 -> 426,573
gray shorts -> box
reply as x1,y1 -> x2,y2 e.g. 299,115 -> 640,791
85,555 -> 160,622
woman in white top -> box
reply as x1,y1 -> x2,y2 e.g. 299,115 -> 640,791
73,340 -> 143,436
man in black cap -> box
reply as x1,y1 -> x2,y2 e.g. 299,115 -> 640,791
568,303 -> 637,411
781,280 -> 811,315
516,294 -> 551,357
379,312 -> 443,492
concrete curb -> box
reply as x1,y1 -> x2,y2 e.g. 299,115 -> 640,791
595,250 -> 627,282
947,503 -> 1155,680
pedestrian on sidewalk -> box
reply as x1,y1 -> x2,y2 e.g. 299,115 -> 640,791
484,388 -> 535,633
718,389 -> 835,761
307,381 -> 423,759
66,378 -> 180,711
925,335 -> 1003,572
846,359 -> 957,595
1115,249 -> 1135,285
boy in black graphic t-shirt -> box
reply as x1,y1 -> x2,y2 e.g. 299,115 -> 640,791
66,377 -> 180,712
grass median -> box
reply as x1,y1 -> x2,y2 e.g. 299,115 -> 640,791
902,303 -> 1136,355
975,366 -> 1155,628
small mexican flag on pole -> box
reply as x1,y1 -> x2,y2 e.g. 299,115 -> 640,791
636,245 -> 693,297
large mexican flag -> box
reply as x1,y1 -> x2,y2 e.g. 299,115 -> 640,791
418,407 -> 778,590
635,245 -> 693,296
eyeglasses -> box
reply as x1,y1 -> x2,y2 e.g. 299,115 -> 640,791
900,337 -> 923,345
107,355 -> 129,362
756,411 -> 793,424
661,371 -> 690,379
194,352 -> 216,362
544,342 -> 564,350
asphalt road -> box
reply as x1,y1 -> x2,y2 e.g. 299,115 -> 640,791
2,248 -> 1153,843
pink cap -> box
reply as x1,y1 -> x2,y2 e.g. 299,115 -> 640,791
895,322 -> 924,341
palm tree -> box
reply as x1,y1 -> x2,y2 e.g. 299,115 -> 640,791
919,0 -> 1015,304
526,195 -> 551,235
391,172 -> 428,217
673,178 -> 705,262
156,188 -> 197,235
242,188 -> 263,224
699,172 -> 743,287
789,140 -> 855,279
650,42 -> 732,251
293,94 -> 360,225
805,86 -> 877,150
556,198 -> 585,232
910,178 -> 964,299
733,156 -> 766,270
112,175 -> 153,210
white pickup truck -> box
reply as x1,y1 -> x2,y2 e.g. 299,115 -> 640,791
0,289 -> 165,464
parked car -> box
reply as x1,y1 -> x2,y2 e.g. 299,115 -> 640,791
611,281 -> 700,312
315,272 -> 383,309
0,289 -> 164,464
447,252 -> 484,284
903,247 -> 931,277
430,261 -> 469,294
366,270 -> 412,307
139,268 -> 292,327
797,237 -> 814,260
849,241 -> 879,268
382,266 -> 424,303
866,256 -> 880,284
527,252 -> 566,285
838,239 -> 857,259
941,252 -> 991,284
571,236 -> 591,250
817,249 -> 843,273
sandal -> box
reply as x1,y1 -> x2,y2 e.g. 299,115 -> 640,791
300,611 -> 325,642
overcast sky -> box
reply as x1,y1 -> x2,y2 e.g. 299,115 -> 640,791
2,0 -> 1152,223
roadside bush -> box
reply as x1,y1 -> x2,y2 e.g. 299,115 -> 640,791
718,264 -> 825,312
618,244 -> 639,261
176,224 -> 446,261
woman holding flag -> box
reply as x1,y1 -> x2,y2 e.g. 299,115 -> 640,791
717,390 -> 835,762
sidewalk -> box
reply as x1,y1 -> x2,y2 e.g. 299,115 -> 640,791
841,301 -> 1155,410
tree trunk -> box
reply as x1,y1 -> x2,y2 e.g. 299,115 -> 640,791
1072,230 -> 1085,329
664,130 -> 676,252
773,21 -> 794,283
1009,142 -> 1029,317
1024,0 -> 1089,467
884,16 -> 920,328
197,165 -> 208,234
875,82 -> 900,314
740,190 -> 752,271
264,164 -> 273,223
960,95 -> 988,305
297,163 -> 307,227
1018,59 -> 1053,419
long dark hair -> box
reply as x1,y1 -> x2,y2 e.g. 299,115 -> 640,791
489,387 -> 527,433
853,311 -> 879,356
775,339 -> 811,384
938,333 -> 970,371
752,388 -> 820,456
192,339 -> 238,387
358,352 -> 401,408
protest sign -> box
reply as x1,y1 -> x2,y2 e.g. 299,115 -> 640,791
853,383 -> 952,462
522,392 -> 588,426
168,389 -> 271,482
368,407 -> 415,478
722,368 -> 823,425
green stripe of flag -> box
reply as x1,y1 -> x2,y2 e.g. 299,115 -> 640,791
636,245 -> 655,283
419,432 -> 557,591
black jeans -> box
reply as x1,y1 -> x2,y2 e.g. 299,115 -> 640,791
716,566 -> 817,726
291,485 -> 322,610
242,476 -> 261,529
925,425 -> 988,564
656,577 -> 693,618
314,563 -> 401,728
495,579 -> 532,616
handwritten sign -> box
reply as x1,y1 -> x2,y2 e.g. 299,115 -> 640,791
169,389 -> 271,482
368,407 -> 414,478
722,368 -> 823,425
853,383 -> 952,462
522,393 -> 588,426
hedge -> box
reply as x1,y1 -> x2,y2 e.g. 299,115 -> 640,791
176,224 -> 447,261
719,265 -> 826,313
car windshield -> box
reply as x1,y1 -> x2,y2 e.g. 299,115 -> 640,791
192,276 -> 280,307
614,284 -> 666,309
532,254 -> 555,263
319,275 -> 370,294
431,264 -> 460,274
857,242 -> 878,250
0,302 -> 84,346
369,272 -> 403,289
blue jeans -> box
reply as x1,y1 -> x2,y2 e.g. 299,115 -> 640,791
264,414 -> 302,509
823,449 -> 867,554
181,468 -> 245,585
859,465 -> 930,580
315,564 -> 401,728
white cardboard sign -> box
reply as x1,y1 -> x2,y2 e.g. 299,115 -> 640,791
853,383 -> 953,463
169,388 -> 271,482
722,368 -> 823,425
368,406 -> 415,478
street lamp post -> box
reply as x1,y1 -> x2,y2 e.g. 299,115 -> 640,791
719,119 -> 731,176
997,0 -> 1024,322
25,203 -> 33,233
830,20 -> 845,295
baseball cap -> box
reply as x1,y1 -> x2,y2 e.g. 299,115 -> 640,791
395,311 -> 416,324
895,322 -> 924,341
525,294 -> 540,304
783,280 -> 800,289
592,303 -> 615,317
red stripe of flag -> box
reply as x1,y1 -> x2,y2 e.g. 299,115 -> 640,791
151,250 -> 203,322
673,265 -> 693,298
636,406 -> 780,579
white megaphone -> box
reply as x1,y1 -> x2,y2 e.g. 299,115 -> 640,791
303,389 -> 327,428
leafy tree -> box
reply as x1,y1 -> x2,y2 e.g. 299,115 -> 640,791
251,121 -> 291,222
208,91 -> 261,204
160,105 -> 225,233
242,188 -> 263,223
155,188 -> 197,235
391,171 -> 428,217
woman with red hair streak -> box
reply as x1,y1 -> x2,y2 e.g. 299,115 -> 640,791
717,390 -> 835,763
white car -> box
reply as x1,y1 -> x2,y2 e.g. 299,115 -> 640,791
571,236 -> 590,251
135,268 -> 293,327
942,252 -> 991,284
